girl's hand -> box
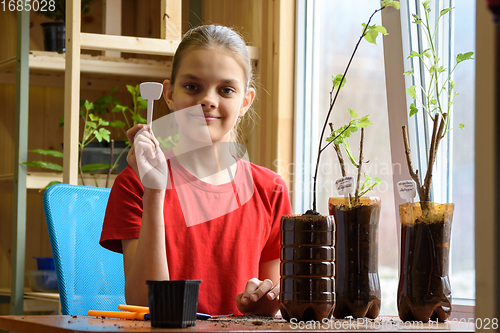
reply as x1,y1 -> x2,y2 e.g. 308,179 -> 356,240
126,124 -> 167,190
236,278 -> 280,316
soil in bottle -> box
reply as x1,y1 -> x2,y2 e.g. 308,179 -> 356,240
397,203 -> 453,323
279,214 -> 335,322
330,198 -> 381,319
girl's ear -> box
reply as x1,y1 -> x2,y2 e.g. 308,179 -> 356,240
163,79 -> 174,110
239,87 -> 255,117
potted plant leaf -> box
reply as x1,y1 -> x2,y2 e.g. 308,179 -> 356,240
397,1 -> 474,323
279,0 -> 400,323
36,0 -> 95,53
23,100 -> 112,189
327,109 -> 382,319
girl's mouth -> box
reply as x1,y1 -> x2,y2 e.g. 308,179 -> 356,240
191,114 -> 221,123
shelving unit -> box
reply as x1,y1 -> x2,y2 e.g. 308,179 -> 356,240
6,0 -> 263,316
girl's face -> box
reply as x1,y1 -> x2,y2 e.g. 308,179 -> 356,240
163,47 -> 255,143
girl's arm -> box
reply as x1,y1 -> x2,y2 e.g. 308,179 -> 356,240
121,124 -> 170,306
235,259 -> 281,316
122,189 -> 169,306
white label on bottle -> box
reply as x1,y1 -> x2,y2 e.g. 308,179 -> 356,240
335,176 -> 355,195
397,180 -> 416,200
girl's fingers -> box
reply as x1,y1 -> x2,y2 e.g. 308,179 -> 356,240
241,278 -> 274,304
267,283 -> 280,300
126,124 -> 147,145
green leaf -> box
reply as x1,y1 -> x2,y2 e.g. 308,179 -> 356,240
42,181 -> 62,191
440,8 -> 453,16
126,85 -> 136,95
326,136 -> 334,142
430,99 -> 437,105
84,100 -> 94,111
347,109 -> 358,118
407,51 -> 420,59
98,118 -> 110,126
28,149 -> 64,158
332,74 -> 346,91
409,103 -> 418,117
109,86 -> 118,94
131,113 -> 147,124
94,128 -> 111,142
110,120 -> 126,128
381,0 -> 400,9
450,80 -> 455,90
89,113 -> 99,121
137,96 -> 148,110
437,66 -> 446,74
406,86 -> 417,100
21,161 -> 63,171
59,115 -> 65,127
456,52 -> 474,64
362,24 -> 388,44
81,163 -> 110,173
357,115 -> 373,128
459,123 -> 465,130
422,0 -> 431,11
412,14 -> 422,24
403,69 -> 414,77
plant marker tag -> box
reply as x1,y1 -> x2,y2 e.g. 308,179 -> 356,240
335,176 -> 355,196
397,180 -> 416,200
140,82 -> 163,126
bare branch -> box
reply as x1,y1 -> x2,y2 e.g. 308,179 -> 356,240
354,128 -> 365,205
329,123 -> 346,177
402,125 -> 422,197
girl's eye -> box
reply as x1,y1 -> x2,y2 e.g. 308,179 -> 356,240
184,84 -> 198,91
220,87 -> 235,95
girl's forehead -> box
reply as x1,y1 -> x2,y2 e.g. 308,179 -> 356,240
176,47 -> 246,82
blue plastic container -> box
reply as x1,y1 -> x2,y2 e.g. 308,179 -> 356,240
33,257 -> 55,271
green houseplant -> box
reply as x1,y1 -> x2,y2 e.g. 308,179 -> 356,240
397,0 -> 474,323
327,110 -> 382,319
279,0 -> 400,323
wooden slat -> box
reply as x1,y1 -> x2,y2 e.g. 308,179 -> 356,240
102,0 -> 122,57
0,173 -> 117,192
80,33 -> 180,56
63,0 -> 81,185
162,0 -> 182,40
80,33 -> 260,60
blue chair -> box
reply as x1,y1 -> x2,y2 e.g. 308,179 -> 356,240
43,184 -> 126,315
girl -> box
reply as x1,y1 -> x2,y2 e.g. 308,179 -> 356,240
100,25 -> 292,316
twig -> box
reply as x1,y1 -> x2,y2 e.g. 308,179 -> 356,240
106,139 -> 114,188
329,123 -> 346,177
354,128 -> 364,205
79,145 -> 86,186
402,125 -> 421,196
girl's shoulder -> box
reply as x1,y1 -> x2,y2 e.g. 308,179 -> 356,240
242,159 -> 288,191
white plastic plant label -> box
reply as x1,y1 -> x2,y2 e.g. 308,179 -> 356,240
335,176 -> 355,196
397,180 -> 416,200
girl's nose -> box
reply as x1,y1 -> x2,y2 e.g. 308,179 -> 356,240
199,91 -> 218,110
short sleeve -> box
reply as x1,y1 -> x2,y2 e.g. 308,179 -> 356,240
260,175 -> 293,262
100,165 -> 145,253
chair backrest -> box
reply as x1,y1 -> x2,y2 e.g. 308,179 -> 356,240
43,184 -> 125,315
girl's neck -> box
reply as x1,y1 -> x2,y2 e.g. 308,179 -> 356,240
173,138 -> 237,185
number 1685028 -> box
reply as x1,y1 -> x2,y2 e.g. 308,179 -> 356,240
2,0 -> 55,12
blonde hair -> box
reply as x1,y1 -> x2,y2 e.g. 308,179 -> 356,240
171,25 -> 256,152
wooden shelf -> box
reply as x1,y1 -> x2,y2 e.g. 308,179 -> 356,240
0,51 -> 172,79
0,172 -> 117,193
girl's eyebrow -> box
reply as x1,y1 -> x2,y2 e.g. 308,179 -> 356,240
179,74 -> 240,85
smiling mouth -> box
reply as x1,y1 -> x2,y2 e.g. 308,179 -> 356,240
191,114 -> 221,122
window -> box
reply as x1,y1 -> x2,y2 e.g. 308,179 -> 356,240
294,0 -> 475,315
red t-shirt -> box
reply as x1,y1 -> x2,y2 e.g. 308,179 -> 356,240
100,155 -> 292,315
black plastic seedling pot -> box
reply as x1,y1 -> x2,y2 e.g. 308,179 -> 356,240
146,280 -> 201,328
